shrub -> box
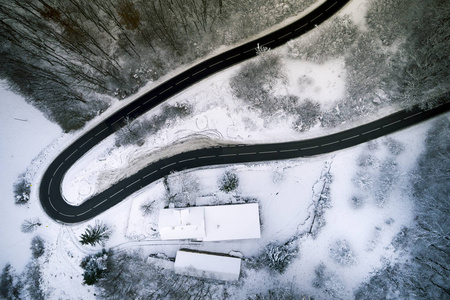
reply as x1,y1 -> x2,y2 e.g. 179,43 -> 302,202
383,138 -> 405,156
288,15 -> 359,63
350,195 -> 365,209
312,263 -> 349,299
219,171 -> 239,193
292,99 -> 320,132
30,236 -> 45,259
374,158 -> 399,207
24,261 -> 43,300
229,50 -> 284,114
13,173 -> 31,205
115,102 -> 192,147
329,239 -> 357,266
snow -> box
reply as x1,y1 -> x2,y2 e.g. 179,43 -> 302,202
159,207 -> 206,240
340,0 -> 372,29
0,0 -> 445,297
280,58 -> 347,110
203,203 -> 261,241
174,250 -> 241,281
0,81 -> 61,271
158,203 -> 261,241
0,83 -> 99,299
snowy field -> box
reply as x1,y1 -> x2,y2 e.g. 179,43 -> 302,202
1,0 -> 446,298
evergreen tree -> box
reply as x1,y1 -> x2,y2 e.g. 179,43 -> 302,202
79,221 -> 111,246
80,249 -> 109,285
0,264 -> 22,300
219,171 -> 239,193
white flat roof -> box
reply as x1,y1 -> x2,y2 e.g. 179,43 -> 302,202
158,203 -> 260,241
204,203 -> 261,241
158,207 -> 205,240
174,250 -> 241,281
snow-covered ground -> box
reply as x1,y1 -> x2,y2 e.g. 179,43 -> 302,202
1,0 -> 445,298
84,117 -> 432,298
0,83 -> 99,299
0,82 -> 61,271
62,52 -> 396,204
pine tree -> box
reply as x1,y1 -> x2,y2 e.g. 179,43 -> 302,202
219,171 -> 239,193
79,221 -> 111,246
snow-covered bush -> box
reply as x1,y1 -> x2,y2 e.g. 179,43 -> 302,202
262,242 -> 298,274
312,263 -> 348,299
292,99 -> 320,132
272,168 -> 285,184
350,195 -> 365,209
24,261 -> 43,300
229,50 -> 284,114
115,102 -> 192,147
80,249 -> 109,285
383,138 -> 405,156
374,158 -> 399,207
288,15 -> 359,63
79,221 -> 112,246
165,172 -> 200,207
30,236 -> 45,259
352,170 -> 374,192
329,239 -> 357,266
219,171 -> 239,193
247,286 -> 311,300
13,173 -> 31,205
357,154 -> 377,167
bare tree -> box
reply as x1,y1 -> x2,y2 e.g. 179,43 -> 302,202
140,200 -> 156,216
21,219 -> 41,233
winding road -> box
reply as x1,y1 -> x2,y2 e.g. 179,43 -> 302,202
39,0 -> 450,223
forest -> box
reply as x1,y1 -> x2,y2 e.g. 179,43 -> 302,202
0,0 -> 315,131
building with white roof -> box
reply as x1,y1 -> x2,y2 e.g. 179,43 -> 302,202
174,250 -> 241,281
158,206 -> 205,240
158,203 -> 260,241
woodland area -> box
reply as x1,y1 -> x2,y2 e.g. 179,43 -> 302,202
0,0 -> 315,131
230,0 -> 449,130
355,117 -> 450,299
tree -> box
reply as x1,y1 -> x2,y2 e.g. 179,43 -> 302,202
0,264 -> 22,300
30,236 -> 45,259
247,285 -> 311,300
262,242 -> 298,274
219,171 -> 239,193
79,221 -> 111,246
165,171 -> 200,207
13,173 -> 30,205
140,200 -> 155,216
95,250 -> 228,299
80,249 -> 109,285
229,49 -> 284,114
20,218 -> 41,233
24,261 -> 44,300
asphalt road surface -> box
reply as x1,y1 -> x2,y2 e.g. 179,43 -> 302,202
39,0 -> 449,223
